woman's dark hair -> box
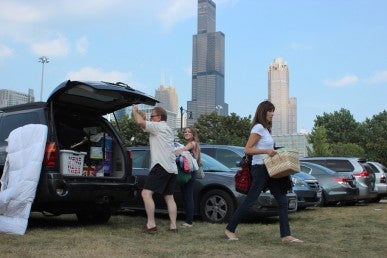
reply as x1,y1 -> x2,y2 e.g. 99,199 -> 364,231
251,100 -> 275,132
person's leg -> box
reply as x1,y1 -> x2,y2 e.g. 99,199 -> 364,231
181,172 -> 195,225
164,194 -> 177,230
141,189 -> 156,229
163,171 -> 178,231
141,164 -> 170,230
269,183 -> 291,238
270,184 -> 303,243
225,165 -> 269,238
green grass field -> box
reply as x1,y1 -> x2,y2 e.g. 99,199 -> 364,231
1,201 -> 386,257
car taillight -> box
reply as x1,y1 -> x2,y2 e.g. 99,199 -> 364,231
353,170 -> 370,178
43,142 -> 57,166
332,177 -> 348,184
380,175 -> 386,184
128,150 -> 133,169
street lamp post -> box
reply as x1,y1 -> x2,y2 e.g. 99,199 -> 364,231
180,106 -> 192,130
38,56 -> 49,101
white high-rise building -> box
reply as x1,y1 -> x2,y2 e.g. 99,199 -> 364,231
268,57 -> 297,135
0,89 -> 35,108
155,85 -> 179,131
155,85 -> 178,113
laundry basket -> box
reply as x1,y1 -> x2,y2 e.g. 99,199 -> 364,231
60,150 -> 87,175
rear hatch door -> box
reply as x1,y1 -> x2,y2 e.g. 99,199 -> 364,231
47,80 -> 158,114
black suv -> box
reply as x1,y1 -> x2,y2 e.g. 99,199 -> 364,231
0,80 -> 157,224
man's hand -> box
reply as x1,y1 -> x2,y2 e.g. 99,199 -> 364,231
132,105 -> 146,129
132,105 -> 139,113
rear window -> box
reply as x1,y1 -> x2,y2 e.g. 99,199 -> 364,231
131,150 -> 150,168
367,163 -> 380,173
362,163 -> 375,174
324,160 -> 354,172
0,112 -> 41,141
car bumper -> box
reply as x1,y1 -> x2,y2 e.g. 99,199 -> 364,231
246,192 -> 297,216
375,183 -> 387,197
356,184 -> 378,201
294,189 -> 322,208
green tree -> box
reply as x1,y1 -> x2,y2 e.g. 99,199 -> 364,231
330,143 -> 365,157
314,108 -> 360,144
191,112 -> 251,146
307,126 -> 331,156
111,115 -> 149,146
359,110 -> 387,164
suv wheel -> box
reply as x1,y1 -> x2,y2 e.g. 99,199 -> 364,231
200,189 -> 235,223
76,204 -> 112,225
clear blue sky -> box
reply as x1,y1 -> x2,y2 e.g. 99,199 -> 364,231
1,0 -> 386,133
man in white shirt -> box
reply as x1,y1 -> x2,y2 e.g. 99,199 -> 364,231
132,105 -> 178,233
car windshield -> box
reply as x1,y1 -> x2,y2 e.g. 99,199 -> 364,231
201,153 -> 232,172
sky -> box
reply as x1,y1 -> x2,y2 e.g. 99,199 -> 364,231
0,0 -> 386,133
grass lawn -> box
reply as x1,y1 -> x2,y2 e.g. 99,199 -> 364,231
1,201 -> 386,257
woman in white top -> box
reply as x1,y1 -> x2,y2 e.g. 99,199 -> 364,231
224,100 -> 303,243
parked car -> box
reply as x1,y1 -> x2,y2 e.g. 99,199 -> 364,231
201,144 -> 321,210
366,161 -> 387,202
300,162 -> 359,206
291,172 -> 322,209
201,144 -> 244,171
0,80 -> 158,224
123,146 -> 298,223
300,157 -> 377,203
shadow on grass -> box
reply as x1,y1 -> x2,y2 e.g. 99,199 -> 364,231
27,212 -> 80,229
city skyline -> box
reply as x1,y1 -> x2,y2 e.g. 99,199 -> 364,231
0,1 -> 386,133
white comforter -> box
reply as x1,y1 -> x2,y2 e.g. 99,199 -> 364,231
0,124 -> 48,235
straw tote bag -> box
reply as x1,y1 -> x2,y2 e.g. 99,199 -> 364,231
263,149 -> 300,178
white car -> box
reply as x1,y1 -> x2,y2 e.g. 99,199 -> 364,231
366,161 -> 387,202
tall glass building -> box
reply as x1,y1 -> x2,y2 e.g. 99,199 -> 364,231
187,0 -> 228,125
268,57 -> 297,135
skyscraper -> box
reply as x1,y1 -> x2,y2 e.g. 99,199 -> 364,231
155,85 -> 178,113
187,0 -> 228,125
268,57 -> 297,135
155,85 -> 179,130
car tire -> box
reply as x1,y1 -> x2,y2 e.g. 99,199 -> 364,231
200,189 -> 235,223
76,204 -> 112,225
319,190 -> 327,207
370,196 -> 381,203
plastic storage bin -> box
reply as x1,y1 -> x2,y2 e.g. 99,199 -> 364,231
60,150 -> 87,175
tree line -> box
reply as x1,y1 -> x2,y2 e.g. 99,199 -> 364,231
112,109 -> 386,165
